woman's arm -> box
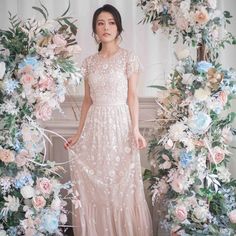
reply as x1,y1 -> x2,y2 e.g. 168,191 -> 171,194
64,79 -> 92,148
127,73 -> 147,149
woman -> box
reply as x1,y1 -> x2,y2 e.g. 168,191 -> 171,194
65,4 -> 153,236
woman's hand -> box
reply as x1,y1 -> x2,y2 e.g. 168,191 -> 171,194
64,134 -> 80,149
133,129 -> 147,149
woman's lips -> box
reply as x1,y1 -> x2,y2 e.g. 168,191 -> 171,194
103,33 -> 111,37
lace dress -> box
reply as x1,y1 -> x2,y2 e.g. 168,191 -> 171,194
69,48 -> 153,236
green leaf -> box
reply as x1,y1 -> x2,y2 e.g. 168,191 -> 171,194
148,85 -> 167,90
39,0 -> 49,17
143,169 -> 153,181
61,0 -> 71,17
32,6 -> 47,21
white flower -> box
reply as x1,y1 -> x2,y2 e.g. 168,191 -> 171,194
4,195 -> 20,212
60,213 -> 67,224
20,185 -> 35,199
194,87 -> 211,101
175,48 -> 190,60
217,166 -> 231,182
0,62 -> 6,79
193,206 -> 209,222
229,209 -> 236,223
182,73 -> 195,85
51,197 -> 61,210
169,122 -> 187,141
0,230 -> 7,236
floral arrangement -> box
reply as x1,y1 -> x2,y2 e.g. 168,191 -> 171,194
137,0 -> 236,58
0,3 -> 81,235
145,51 -> 236,235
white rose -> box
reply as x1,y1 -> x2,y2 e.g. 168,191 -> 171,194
0,230 -> 7,236
175,48 -> 190,60
193,206 -> 208,222
194,87 -> 211,101
20,185 -> 35,199
51,197 -> 61,210
0,62 -> 6,79
217,166 -> 231,182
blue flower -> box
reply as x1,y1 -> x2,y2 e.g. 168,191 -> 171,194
180,150 -> 193,168
188,111 -> 212,134
14,173 -> 34,189
19,56 -> 38,70
3,79 -> 19,94
41,213 -> 59,234
196,61 -> 213,73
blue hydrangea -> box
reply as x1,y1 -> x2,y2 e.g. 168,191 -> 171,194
14,173 -> 34,189
196,61 -> 213,73
3,79 -> 19,94
180,150 -> 193,168
40,212 -> 59,234
19,56 -> 38,70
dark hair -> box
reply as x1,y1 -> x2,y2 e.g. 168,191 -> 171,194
92,4 -> 123,51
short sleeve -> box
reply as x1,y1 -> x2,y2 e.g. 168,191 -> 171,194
126,51 -> 142,78
81,58 -> 88,79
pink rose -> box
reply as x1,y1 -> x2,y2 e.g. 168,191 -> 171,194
21,73 -> 35,87
35,102 -> 52,121
175,205 -> 188,222
32,196 -> 46,210
53,34 -> 67,47
37,178 -> 53,195
228,209 -> 236,223
0,149 -> 15,163
208,146 -> 225,164
38,76 -> 55,91
195,7 -> 209,25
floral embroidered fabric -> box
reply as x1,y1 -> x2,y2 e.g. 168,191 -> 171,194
69,48 -> 153,236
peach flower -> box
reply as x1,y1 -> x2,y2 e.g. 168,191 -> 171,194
53,34 -> 67,47
176,17 -> 189,31
15,149 -> 30,167
195,7 -> 209,25
171,177 -> 184,193
32,196 -> 46,210
218,91 -> 228,106
151,20 -> 159,32
0,148 -> 15,163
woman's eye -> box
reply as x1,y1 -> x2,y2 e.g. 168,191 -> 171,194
97,22 -> 104,26
109,21 -> 116,25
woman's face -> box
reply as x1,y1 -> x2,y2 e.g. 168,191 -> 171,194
95,11 -> 118,44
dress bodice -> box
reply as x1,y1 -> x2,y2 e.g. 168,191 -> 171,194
81,48 -> 141,105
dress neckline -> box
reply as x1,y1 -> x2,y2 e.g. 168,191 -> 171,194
97,47 -> 122,60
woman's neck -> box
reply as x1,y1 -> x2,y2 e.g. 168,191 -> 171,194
99,42 -> 120,57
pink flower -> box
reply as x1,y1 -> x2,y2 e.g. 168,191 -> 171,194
38,76 -> 55,91
228,209 -> 236,223
37,178 -> 53,195
53,34 -> 67,47
0,149 -> 15,163
151,20 -> 159,32
15,149 -> 30,167
176,17 -> 189,31
20,73 -> 35,87
175,205 -> 188,222
32,196 -> 46,210
195,7 -> 209,25
171,176 -> 184,193
218,91 -> 228,106
208,146 -> 225,164
35,102 -> 52,121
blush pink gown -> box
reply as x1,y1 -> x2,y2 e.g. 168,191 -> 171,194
69,48 -> 153,236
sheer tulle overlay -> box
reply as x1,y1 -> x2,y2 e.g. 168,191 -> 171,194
69,48 -> 153,236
